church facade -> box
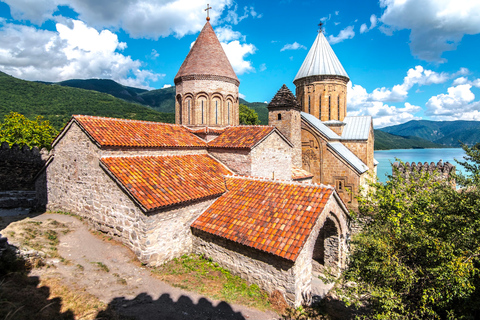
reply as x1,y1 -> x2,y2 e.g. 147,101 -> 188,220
40,18 -> 375,307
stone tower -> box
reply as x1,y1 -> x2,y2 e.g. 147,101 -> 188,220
268,84 -> 302,167
293,30 -> 349,125
174,21 -> 239,127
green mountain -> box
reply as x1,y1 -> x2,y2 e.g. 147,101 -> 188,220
240,99 -> 268,124
0,72 -> 174,130
379,120 -> 480,147
374,130 -> 450,150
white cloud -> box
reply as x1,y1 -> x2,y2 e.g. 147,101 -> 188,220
215,26 -> 245,42
280,42 -> 307,52
239,92 -> 246,99
3,0 -> 234,39
426,84 -> 480,120
222,4 -> 262,25
162,84 -> 172,89
259,63 -> 266,72
379,0 -> 480,62
328,26 -> 355,44
347,82 -> 422,127
0,19 -> 161,88
221,40 -> 256,75
370,66 -> 449,102
360,14 -> 377,33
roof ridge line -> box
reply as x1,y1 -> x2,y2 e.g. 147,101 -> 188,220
226,174 -> 334,190
100,154 -> 208,159
73,115 -> 183,127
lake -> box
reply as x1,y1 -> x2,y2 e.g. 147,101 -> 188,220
374,148 -> 467,183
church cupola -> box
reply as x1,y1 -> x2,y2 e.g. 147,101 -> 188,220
293,27 -> 349,122
268,84 -> 302,167
174,18 -> 239,127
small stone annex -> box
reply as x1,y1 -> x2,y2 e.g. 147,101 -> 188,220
39,16 -> 376,307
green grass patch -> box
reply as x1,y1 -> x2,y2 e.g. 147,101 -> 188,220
92,261 -> 110,273
152,254 -> 271,311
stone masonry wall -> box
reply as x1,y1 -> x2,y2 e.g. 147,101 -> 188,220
0,142 -> 49,191
192,229 -> 297,304
46,122 -> 213,265
208,149 -> 251,176
251,132 -> 292,181
268,109 -> 302,168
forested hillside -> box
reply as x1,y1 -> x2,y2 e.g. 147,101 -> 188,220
373,130 -> 450,150
0,72 -> 174,130
379,119 -> 480,147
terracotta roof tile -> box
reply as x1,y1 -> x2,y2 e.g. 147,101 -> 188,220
192,177 -> 334,261
174,22 -> 238,83
292,166 -> 314,180
208,126 -> 275,149
72,115 -> 206,148
100,154 -> 232,211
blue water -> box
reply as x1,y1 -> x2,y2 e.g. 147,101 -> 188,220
374,148 -> 467,183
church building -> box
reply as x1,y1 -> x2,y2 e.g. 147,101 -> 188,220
40,16 -> 376,307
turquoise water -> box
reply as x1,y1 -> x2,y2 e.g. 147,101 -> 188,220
374,148 -> 467,183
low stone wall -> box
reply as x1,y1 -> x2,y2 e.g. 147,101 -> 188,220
0,142 -> 49,191
192,229 -> 297,304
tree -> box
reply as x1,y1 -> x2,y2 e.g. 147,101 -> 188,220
342,149 -> 480,319
239,104 -> 260,125
0,112 -> 58,150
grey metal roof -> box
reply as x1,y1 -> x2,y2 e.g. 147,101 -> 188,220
342,116 -> 372,140
328,142 -> 369,174
301,112 -> 340,140
374,158 -> 379,165
294,32 -> 349,81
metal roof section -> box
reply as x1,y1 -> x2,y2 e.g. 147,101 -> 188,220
328,142 -> 369,174
342,116 -> 372,140
374,158 -> 379,166
294,32 -> 349,81
301,112 -> 341,140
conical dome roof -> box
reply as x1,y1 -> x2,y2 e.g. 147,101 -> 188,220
268,84 -> 299,109
175,21 -> 239,84
294,32 -> 349,81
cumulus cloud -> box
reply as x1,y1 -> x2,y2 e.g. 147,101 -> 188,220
425,84 -> 480,120
379,0 -> 480,62
360,14 -> 377,33
347,82 -> 422,127
221,41 -> 256,75
215,26 -> 245,42
280,42 -> 307,52
328,26 -> 355,44
222,4 -> 262,25
0,19 -> 161,88
3,0 -> 234,39
370,66 -> 449,102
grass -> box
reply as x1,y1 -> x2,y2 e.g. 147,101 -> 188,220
152,253 -> 273,311
91,261 -> 110,272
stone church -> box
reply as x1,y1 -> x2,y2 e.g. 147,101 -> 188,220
40,18 -> 375,307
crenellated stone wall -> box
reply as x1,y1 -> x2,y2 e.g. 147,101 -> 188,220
392,160 -> 455,185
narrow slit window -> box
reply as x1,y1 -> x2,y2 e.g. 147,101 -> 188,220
188,100 -> 191,124
308,96 -> 311,114
215,100 -> 218,124
278,113 -> 282,120
337,95 -> 340,120
228,102 -> 230,125
328,96 -> 331,119
201,100 -> 204,124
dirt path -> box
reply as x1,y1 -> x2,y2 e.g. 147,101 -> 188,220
12,212 -> 280,320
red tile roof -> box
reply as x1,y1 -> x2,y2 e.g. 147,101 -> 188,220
100,154 -> 232,211
292,166 -> 314,180
208,126 -> 276,149
174,22 -> 238,83
192,177 -> 335,261
188,127 -> 226,135
72,115 -> 206,148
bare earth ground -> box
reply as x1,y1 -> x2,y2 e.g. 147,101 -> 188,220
1,211 -> 280,320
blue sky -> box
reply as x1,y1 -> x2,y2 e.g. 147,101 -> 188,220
0,0 -> 479,128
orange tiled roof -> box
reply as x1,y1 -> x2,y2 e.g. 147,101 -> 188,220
192,177 -> 334,261
72,115 -> 206,148
100,154 -> 232,211
208,126 -> 275,149
292,166 -> 314,180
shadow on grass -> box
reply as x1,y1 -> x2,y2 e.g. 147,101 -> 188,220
97,293 -> 247,320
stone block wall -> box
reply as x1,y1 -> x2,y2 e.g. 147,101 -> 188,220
251,132 -> 292,181
208,149 -> 251,176
192,230 -> 297,304
268,109 -> 302,168
0,142 -> 49,191
46,122 -> 213,265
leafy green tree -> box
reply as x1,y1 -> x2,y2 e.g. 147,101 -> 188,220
0,112 -> 58,150
342,150 -> 480,319
239,104 -> 260,125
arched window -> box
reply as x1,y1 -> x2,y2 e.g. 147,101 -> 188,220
187,99 -> 191,124
278,113 -> 282,120
215,100 -> 218,124
228,101 -> 231,125
201,100 -> 204,124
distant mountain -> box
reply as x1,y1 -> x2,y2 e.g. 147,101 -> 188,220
0,71 -> 174,130
374,130 -> 451,150
379,120 -> 480,147
240,99 -> 268,124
